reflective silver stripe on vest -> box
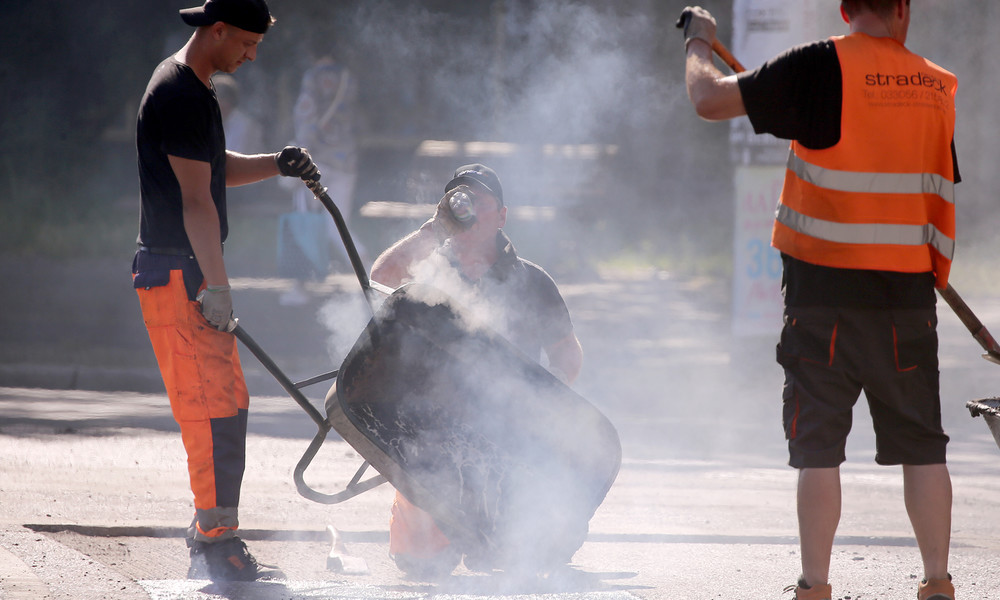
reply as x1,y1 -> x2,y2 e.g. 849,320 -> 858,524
776,203 -> 955,259
787,151 -> 955,205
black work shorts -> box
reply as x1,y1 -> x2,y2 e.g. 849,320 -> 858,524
776,306 -> 948,468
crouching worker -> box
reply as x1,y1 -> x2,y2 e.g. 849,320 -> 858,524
369,164 -> 584,577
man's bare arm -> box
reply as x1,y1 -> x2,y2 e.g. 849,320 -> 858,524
224,150 -> 281,188
370,221 -> 442,289
169,155 -> 228,286
685,40 -> 747,121
545,333 -> 583,385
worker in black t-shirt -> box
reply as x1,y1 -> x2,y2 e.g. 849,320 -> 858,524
370,163 -> 584,577
132,0 -> 319,583
679,2 -> 957,600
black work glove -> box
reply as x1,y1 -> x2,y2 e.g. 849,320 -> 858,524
196,285 -> 235,331
676,6 -> 717,50
275,146 -> 321,181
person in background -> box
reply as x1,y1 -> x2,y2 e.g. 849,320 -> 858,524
213,73 -> 264,155
132,0 -> 319,582
278,47 -> 362,306
678,2 -> 957,599
213,73 -> 268,208
370,163 -> 583,577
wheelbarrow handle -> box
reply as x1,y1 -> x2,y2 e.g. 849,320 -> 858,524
304,179 -> 382,314
231,321 -> 329,428
232,320 -> 388,502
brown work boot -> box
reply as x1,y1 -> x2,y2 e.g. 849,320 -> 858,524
784,579 -> 833,600
918,575 -> 955,600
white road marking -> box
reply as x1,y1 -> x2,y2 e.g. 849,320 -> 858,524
140,580 -> 639,600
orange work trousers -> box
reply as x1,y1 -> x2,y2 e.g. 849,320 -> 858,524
134,255 -> 249,541
389,490 -> 457,567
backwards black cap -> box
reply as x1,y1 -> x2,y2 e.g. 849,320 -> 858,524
180,0 -> 273,35
444,163 -> 503,207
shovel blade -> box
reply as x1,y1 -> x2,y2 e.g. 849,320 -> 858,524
967,398 -> 1000,451
325,526 -> 369,575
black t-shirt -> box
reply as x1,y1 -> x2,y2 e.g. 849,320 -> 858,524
434,231 -> 575,361
737,40 -> 958,308
136,57 -> 227,249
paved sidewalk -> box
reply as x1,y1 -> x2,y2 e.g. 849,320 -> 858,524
0,256 -> 349,395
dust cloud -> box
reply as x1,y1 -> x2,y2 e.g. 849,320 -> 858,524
299,0 -> 999,580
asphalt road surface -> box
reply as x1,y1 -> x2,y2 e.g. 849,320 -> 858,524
2,258 -> 999,599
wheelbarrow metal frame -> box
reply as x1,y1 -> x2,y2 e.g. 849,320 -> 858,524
231,178 -> 390,504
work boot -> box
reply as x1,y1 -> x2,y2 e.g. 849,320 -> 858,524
784,578 -> 833,600
187,542 -> 210,580
391,548 -> 461,580
918,575 -> 955,600
188,537 -> 286,582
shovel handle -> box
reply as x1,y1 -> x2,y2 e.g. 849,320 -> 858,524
939,284 -> 1000,365
676,8 -> 746,73
712,40 -> 745,74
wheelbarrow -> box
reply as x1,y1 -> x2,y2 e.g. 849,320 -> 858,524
229,179 -> 622,571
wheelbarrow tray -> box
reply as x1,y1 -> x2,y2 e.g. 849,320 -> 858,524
324,282 -> 621,569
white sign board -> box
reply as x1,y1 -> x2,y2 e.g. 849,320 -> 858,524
729,0 -> 842,336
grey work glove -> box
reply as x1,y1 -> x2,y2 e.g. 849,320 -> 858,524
676,6 -> 717,50
196,285 -> 235,331
275,146 -> 321,181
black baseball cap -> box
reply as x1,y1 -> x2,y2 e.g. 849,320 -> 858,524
444,163 -> 503,207
180,0 -> 274,35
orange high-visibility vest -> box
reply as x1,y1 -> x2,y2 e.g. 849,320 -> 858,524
771,33 -> 957,289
